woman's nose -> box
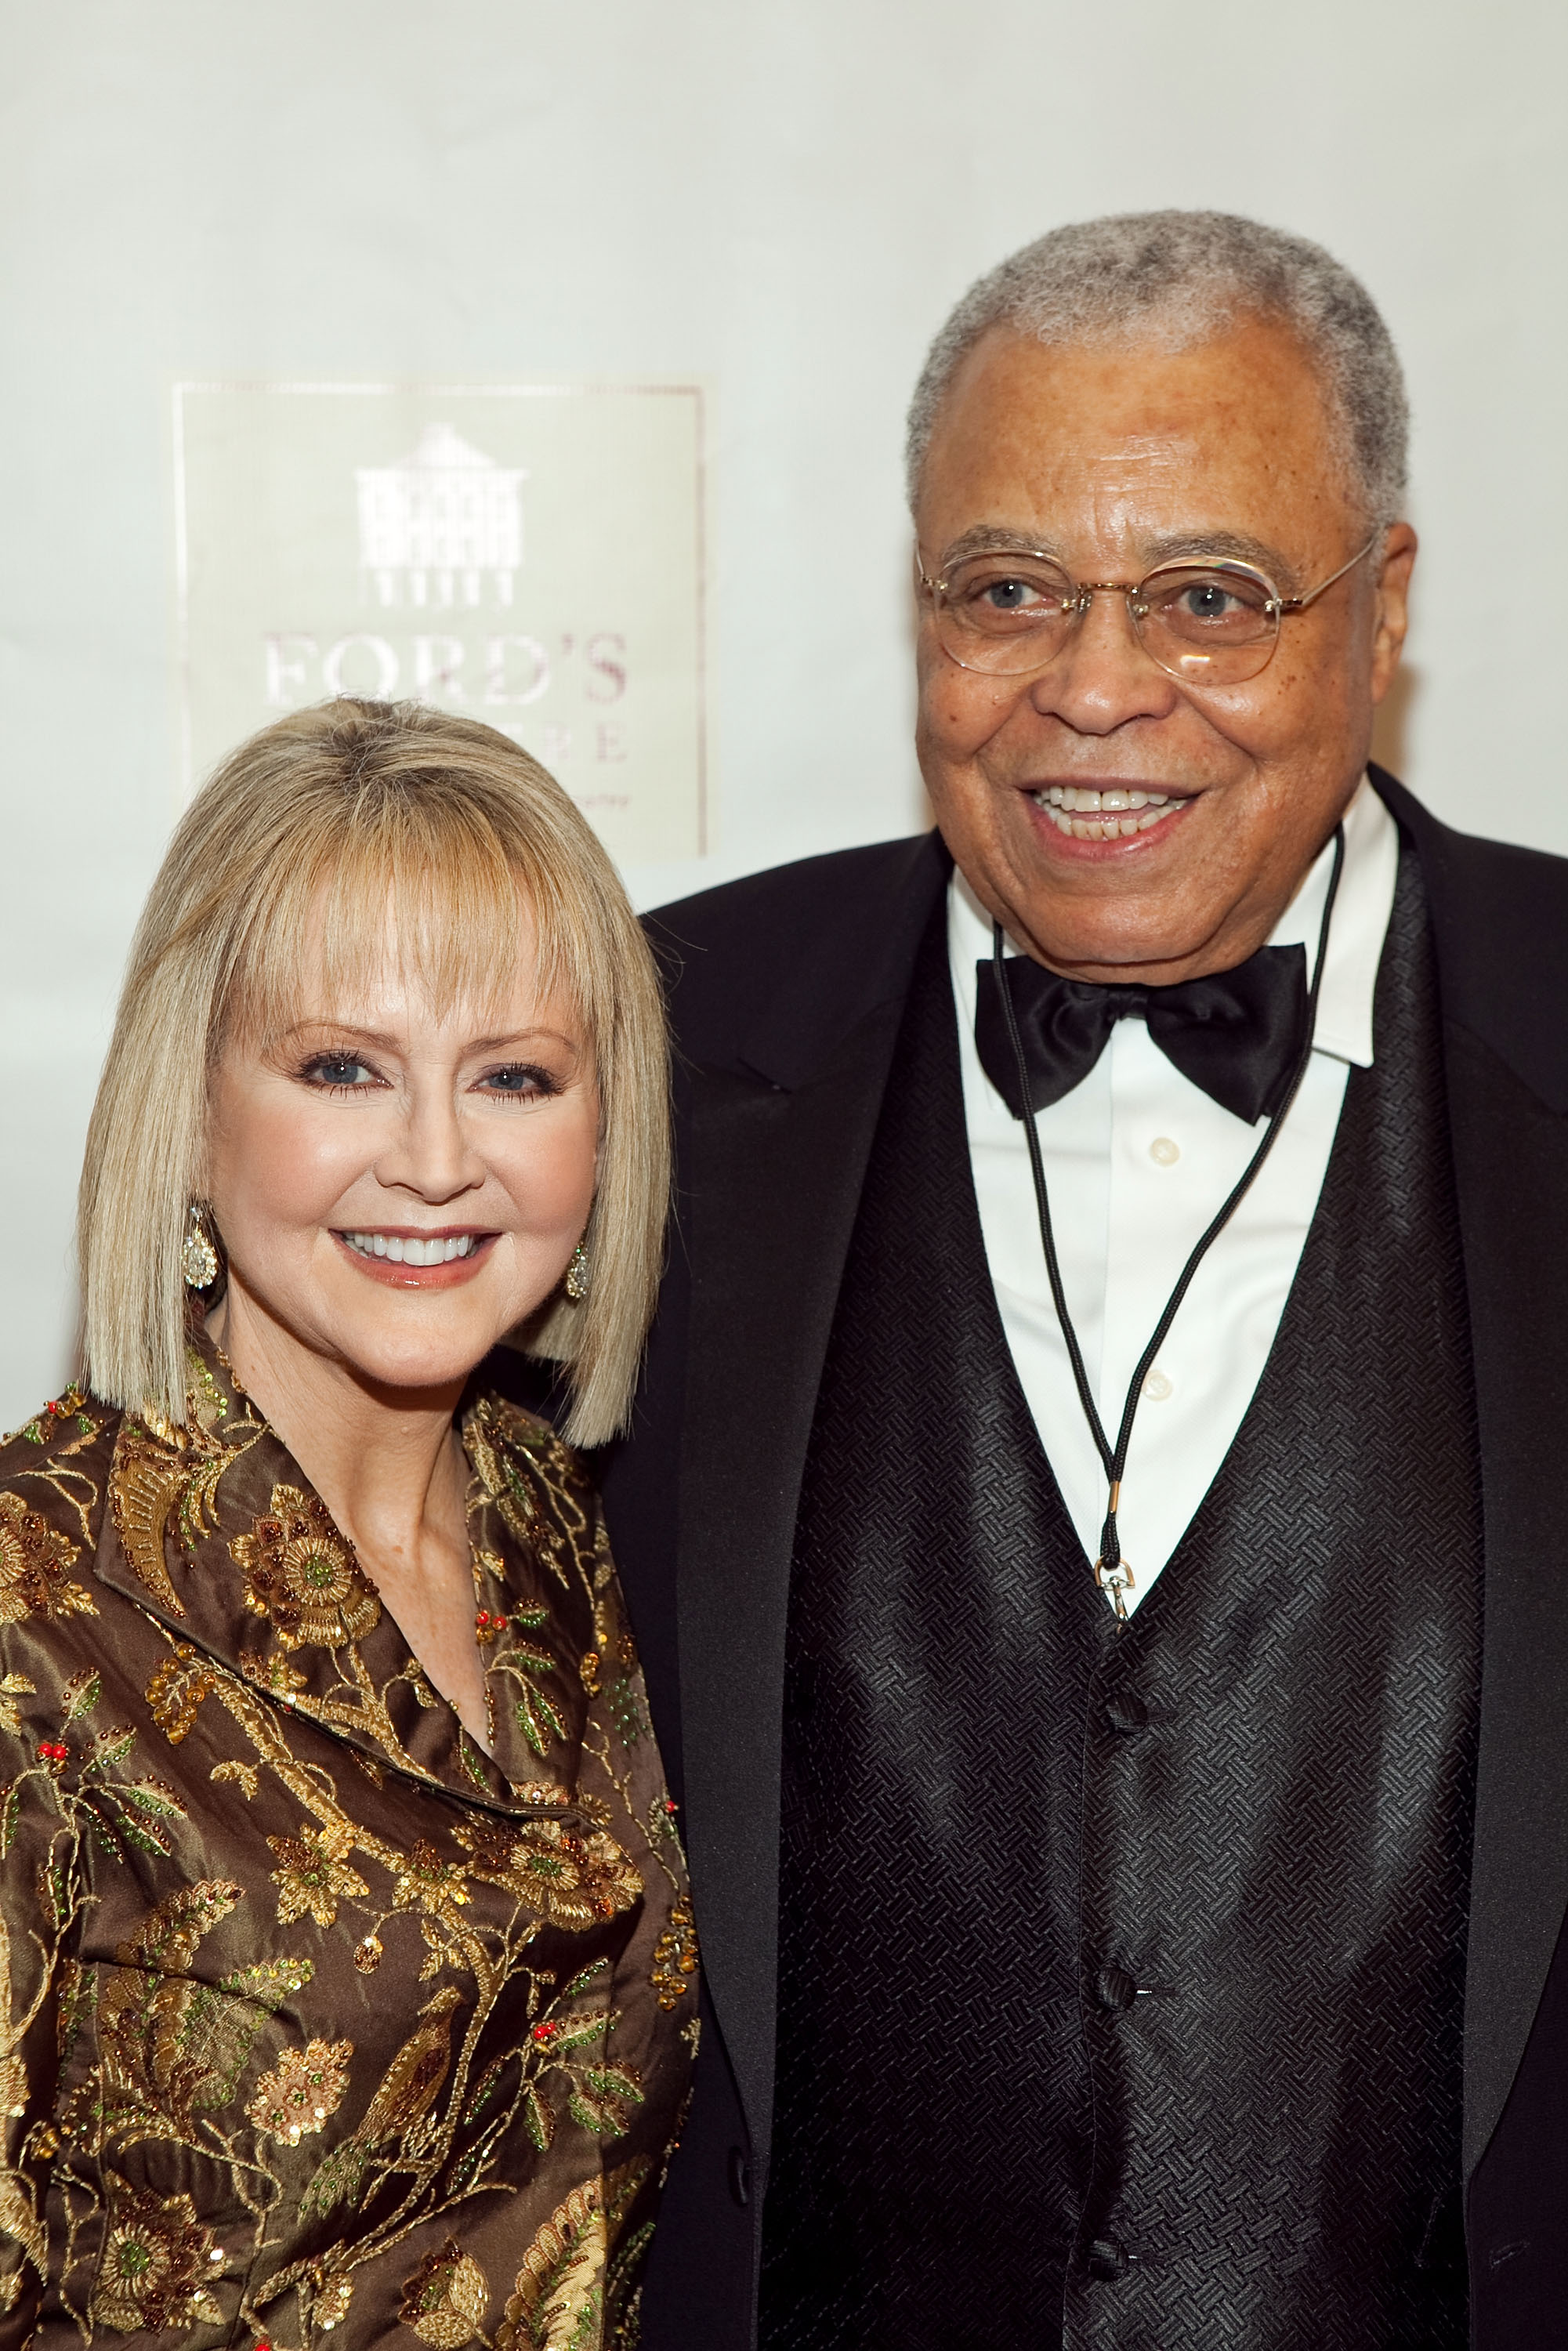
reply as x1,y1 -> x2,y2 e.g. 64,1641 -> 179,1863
376,1086 -> 486,1201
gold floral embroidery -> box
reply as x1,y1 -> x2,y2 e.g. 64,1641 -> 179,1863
247,2036 -> 353,2143
109,1417 -> 242,1617
357,1987 -> 462,2147
495,2161 -> 649,2351
455,1818 -> 642,1930
497,2179 -> 604,2351
0,1339 -> 691,2346
118,1878 -> 244,1972
232,1484 -> 381,1650
267,1822 -> 370,1926
145,1644 -> 220,1743
89,2175 -> 224,2332
649,1900 -> 699,2012
392,1841 -> 472,1931
302,1988 -> 464,2219
0,1494 -> 95,1625
0,1673 -> 34,1736
399,2236 -> 491,2348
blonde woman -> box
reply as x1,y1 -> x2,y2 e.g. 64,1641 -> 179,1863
0,700 -> 695,2349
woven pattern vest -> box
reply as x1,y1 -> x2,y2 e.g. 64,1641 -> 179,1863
759,842 -> 1481,2349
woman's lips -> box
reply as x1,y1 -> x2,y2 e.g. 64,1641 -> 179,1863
331,1230 -> 498,1290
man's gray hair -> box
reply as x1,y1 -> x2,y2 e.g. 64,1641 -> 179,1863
907,210 -> 1409,527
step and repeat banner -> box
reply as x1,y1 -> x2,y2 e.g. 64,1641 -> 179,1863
2,0 -> 1564,1423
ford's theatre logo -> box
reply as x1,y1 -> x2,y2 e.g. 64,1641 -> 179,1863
357,422 -> 526,609
174,382 -> 708,864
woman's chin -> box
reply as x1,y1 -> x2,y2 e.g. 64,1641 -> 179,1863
329,1307 -> 523,1397
220,1244 -> 574,1405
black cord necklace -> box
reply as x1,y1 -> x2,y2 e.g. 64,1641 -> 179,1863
991,825 -> 1345,1620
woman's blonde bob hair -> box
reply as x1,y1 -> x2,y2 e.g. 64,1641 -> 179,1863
78,698 -> 670,1447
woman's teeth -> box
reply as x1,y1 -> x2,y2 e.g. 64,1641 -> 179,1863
1031,785 -> 1183,841
342,1233 -> 479,1266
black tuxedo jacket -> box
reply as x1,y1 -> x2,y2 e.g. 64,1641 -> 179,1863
599,769 -> 1568,2348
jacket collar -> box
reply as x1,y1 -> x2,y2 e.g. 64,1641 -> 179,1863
654,829 -> 952,1092
1373,764 -> 1568,1114
1369,768 -> 1568,2172
94,1325 -> 584,1820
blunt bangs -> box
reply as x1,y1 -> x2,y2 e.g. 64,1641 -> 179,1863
221,793 -> 581,1061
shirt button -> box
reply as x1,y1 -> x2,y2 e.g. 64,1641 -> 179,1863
1149,1136 -> 1180,1165
1141,1367 -> 1172,1401
1088,2237 -> 1131,2280
1104,1690 -> 1149,1733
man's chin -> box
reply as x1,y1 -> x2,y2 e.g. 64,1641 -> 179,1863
994,828 -> 1243,982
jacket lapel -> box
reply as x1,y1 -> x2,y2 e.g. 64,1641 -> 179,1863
672,834 -> 949,2176
1377,769 -> 1568,2172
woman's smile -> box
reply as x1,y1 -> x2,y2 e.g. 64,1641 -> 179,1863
333,1225 -> 499,1287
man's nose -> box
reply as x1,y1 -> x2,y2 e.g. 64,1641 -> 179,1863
1027,587 -> 1179,734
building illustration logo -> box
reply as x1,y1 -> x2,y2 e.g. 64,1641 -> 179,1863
174,379 -> 708,865
355,422 -> 527,610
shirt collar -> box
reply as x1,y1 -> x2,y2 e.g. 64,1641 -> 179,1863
950,770 -> 1397,1074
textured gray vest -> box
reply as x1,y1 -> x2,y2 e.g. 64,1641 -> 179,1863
759,842 -> 1482,2349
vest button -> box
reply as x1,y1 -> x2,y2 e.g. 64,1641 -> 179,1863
1096,1963 -> 1139,2011
1104,1690 -> 1149,1733
1088,2237 -> 1130,2280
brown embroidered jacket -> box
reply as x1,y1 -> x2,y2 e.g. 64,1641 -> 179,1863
0,1335 -> 697,2350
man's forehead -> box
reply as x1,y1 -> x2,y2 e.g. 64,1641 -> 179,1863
922,321 -> 1338,512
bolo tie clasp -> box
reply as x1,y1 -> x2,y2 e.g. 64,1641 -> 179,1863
1095,1479 -> 1134,1621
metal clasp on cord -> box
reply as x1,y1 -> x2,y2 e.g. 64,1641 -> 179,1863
1094,1479 -> 1135,1621
1093,1555 -> 1135,1621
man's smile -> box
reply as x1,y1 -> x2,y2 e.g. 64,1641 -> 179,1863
1029,783 -> 1193,844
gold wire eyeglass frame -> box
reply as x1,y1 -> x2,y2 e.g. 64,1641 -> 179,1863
917,530 -> 1381,685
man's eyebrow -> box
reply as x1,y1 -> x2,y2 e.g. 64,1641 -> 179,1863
929,524 -> 1064,571
928,523 -> 1301,592
1142,528 -> 1298,585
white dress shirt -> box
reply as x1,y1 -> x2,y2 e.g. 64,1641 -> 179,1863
948,776 -> 1400,1614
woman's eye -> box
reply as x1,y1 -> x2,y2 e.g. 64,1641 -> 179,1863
480,1063 -> 558,1100
304,1054 -> 378,1089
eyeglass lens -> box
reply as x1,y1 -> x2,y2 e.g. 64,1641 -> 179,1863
932,554 -> 1280,683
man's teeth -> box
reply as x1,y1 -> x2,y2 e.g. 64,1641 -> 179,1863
1031,785 -> 1184,840
342,1233 -> 480,1266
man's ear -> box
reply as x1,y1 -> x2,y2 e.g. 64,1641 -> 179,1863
1370,521 -> 1418,703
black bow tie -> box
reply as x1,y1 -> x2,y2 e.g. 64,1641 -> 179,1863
975,940 -> 1311,1127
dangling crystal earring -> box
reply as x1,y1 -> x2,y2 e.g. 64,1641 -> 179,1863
564,1241 -> 590,1302
181,1203 -> 219,1291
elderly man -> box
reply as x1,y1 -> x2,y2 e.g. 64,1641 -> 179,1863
601,214 -> 1568,2347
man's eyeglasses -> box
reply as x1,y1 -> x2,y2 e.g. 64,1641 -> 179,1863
917,532 -> 1381,686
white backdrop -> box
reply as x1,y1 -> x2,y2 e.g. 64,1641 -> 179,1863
2,0 -> 1564,1429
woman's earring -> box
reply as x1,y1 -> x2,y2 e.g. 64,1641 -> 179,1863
564,1241 -> 590,1303
181,1203 -> 219,1291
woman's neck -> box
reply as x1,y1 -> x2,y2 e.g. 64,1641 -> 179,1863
203,1286 -> 493,1748
207,1288 -> 469,1563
